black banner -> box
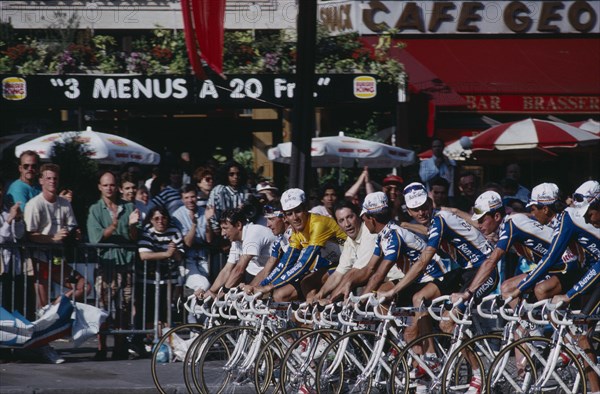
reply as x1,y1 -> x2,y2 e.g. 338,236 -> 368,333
1,74 -> 397,109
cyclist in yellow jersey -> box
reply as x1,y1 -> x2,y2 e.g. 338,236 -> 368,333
253,188 -> 346,301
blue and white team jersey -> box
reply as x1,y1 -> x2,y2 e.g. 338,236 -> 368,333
517,207 -> 599,294
270,228 -> 292,259
374,221 -> 446,283
497,213 -> 576,264
427,210 -> 493,269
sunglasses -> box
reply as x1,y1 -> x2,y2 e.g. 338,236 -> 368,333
203,176 -> 213,182
22,164 -> 38,169
151,216 -> 168,222
263,205 -> 284,218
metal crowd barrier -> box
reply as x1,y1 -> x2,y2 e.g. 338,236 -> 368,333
0,242 -> 227,343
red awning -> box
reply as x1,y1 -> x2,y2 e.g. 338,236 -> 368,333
393,37 -> 600,96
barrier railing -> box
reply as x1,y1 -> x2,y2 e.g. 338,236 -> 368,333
0,242 -> 223,343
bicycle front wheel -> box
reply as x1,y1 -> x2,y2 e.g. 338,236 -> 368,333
254,326 -> 311,394
486,336 -> 587,394
317,329 -> 406,394
441,332 -> 501,393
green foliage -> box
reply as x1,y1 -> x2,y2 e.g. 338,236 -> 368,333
232,147 -> 257,178
0,23 -> 404,82
50,134 -> 98,225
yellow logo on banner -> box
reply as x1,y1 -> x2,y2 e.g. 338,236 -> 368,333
353,76 -> 376,99
2,77 -> 27,100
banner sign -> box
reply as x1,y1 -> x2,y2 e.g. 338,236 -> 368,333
0,74 -> 396,109
319,0 -> 600,35
462,94 -> 600,113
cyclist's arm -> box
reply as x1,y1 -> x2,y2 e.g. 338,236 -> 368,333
361,258 -> 396,294
251,255 -> 279,286
224,254 -> 254,288
385,246 -> 436,296
258,247 -> 301,286
516,215 -> 573,294
463,248 -> 505,297
270,245 -> 322,289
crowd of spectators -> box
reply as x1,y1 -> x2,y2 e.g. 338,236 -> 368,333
0,139 -> 597,366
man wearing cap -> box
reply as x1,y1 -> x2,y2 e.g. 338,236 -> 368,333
551,181 -> 600,394
255,181 -> 279,204
452,184 -> 577,305
382,174 -> 405,221
419,138 -> 456,200
329,191 -> 434,302
504,180 -> 600,302
252,188 -> 346,301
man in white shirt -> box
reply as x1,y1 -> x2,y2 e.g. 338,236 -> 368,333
198,208 -> 275,297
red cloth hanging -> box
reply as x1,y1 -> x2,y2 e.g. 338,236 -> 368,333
180,0 -> 225,78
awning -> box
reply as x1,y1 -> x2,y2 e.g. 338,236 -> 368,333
363,36 -> 467,107
392,37 -> 600,95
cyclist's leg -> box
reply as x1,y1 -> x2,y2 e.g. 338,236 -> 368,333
299,267 -> 327,302
273,283 -> 300,302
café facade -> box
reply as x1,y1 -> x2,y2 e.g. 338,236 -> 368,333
1,0 -> 599,161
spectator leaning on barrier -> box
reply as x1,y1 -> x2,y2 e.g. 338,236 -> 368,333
24,163 -> 90,308
86,170 -> 140,361
138,206 -> 185,323
0,177 -> 25,311
24,163 -> 92,364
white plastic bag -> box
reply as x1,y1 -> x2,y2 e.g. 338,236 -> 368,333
71,302 -> 108,347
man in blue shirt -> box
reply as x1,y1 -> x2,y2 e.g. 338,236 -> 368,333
6,150 -> 41,207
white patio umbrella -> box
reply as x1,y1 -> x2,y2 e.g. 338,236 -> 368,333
14,126 -> 160,165
268,132 -> 415,168
570,119 -> 600,135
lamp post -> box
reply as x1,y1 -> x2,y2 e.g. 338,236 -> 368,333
289,0 -> 317,190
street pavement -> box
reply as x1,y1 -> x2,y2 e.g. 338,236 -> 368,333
0,339 -> 256,394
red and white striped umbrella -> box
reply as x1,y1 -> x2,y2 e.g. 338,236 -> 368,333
451,118 -> 599,152
570,119 -> 600,135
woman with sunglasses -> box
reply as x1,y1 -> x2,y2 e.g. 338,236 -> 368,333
192,166 -> 214,208
138,206 -> 185,322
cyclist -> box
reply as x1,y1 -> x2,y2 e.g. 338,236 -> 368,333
551,180 -> 600,394
379,183 -> 493,394
252,188 -> 346,301
503,181 -> 599,302
309,200 -> 404,303
325,192 -> 430,302
454,183 -> 577,303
